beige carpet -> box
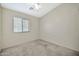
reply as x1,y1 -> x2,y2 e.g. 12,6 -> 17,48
0,39 -> 79,56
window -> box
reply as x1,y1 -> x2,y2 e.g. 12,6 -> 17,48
13,16 -> 29,32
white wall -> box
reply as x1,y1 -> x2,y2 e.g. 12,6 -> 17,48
40,4 -> 79,51
0,5 -> 2,49
2,8 -> 40,49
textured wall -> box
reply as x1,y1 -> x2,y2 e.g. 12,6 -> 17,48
2,8 -> 40,49
40,4 -> 79,51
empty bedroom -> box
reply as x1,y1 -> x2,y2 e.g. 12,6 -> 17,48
0,3 -> 79,56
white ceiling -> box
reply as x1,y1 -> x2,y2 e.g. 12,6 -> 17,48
1,3 -> 61,18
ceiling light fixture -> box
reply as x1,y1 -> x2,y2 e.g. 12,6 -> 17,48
29,3 -> 41,10
34,3 -> 41,10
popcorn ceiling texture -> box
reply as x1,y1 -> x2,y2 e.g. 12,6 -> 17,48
0,39 -> 79,56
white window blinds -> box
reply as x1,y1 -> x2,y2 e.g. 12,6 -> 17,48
13,16 -> 29,32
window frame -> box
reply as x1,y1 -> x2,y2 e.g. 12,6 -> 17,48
13,16 -> 30,33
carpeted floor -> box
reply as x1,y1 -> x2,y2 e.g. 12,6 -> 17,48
0,39 -> 79,56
